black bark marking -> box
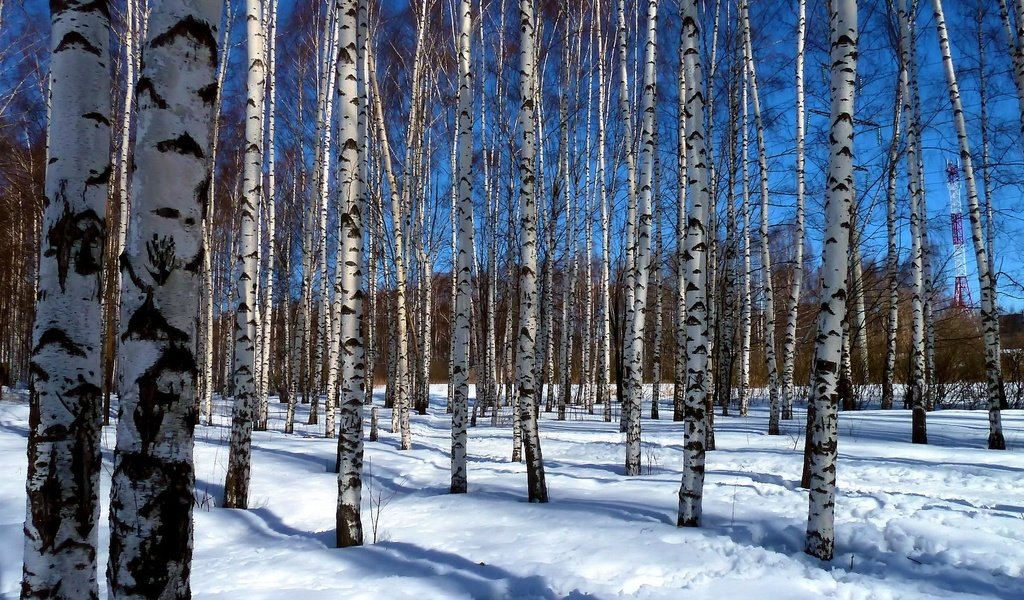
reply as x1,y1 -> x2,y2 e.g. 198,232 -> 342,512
85,163 -> 111,186
183,248 -> 203,274
45,196 -> 104,292
113,455 -> 193,599
198,83 -> 218,105
145,235 -> 179,285
122,293 -> 189,343
151,15 -> 218,63
156,134 -> 204,159
153,207 -> 180,219
35,328 -> 87,357
82,112 -> 110,126
54,31 -> 101,56
136,77 -> 168,110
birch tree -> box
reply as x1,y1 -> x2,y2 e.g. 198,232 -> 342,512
224,0 -> 267,509
805,0 -> 856,561
898,0 -> 926,442
740,0 -> 779,435
336,0 -> 366,547
781,0 -> 806,422
677,0 -> 711,527
23,1 -> 110,595
516,0 -> 548,502
931,0 -> 1005,450
623,0 -> 658,476
451,0 -> 473,495
108,0 -> 221,594
256,0 -> 279,432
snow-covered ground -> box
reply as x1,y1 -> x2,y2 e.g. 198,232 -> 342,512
2,386 -> 1023,599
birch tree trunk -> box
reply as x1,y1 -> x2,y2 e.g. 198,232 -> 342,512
23,1 -> 110,595
224,0 -> 266,509
882,76 -> 902,412
616,0 -> 639,435
740,0 -> 780,436
102,0 -> 140,424
781,0 -> 806,422
931,0 -> 1005,450
998,0 -> 1024,143
595,0 -> 612,423
516,0 -> 548,502
201,8 -> 233,426
738,63 -> 752,418
673,31 -> 687,424
623,0 -> 658,476
898,0 -> 926,441
450,0 -> 473,495
370,65 -> 412,450
256,0 -> 279,432
108,0 -> 220,594
335,0 -> 366,547
805,0 -> 856,561
677,0 -> 711,527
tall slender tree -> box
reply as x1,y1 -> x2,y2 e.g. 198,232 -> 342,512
23,1 -> 111,596
677,0 -> 711,528
806,0 -> 857,562
335,0 -> 366,547
224,0 -> 267,509
451,0 -> 474,495
781,0 -> 807,422
623,0 -> 658,476
931,0 -> 1005,450
516,0 -> 548,502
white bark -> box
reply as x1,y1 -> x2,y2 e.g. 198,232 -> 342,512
256,0 -> 278,432
882,75 -> 902,411
898,0 -> 926,441
23,1 -> 110,595
369,63 -> 412,450
622,0 -> 657,476
931,0 -> 1005,449
516,0 -> 547,502
108,0 -> 220,594
224,0 -> 266,509
740,0 -> 779,435
335,0 -> 365,547
451,0 -> 473,494
806,0 -> 856,561
595,0 -> 612,423
677,0 -> 710,527
781,0 -> 806,422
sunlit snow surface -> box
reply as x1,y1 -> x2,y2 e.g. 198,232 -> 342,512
2,386 -> 1023,599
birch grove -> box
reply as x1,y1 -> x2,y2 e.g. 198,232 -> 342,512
9,0 -> 1024,587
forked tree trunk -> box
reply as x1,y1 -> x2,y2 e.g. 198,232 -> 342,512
805,0 -> 856,562
108,1 -> 220,595
23,1 -> 110,596
623,0 -> 658,476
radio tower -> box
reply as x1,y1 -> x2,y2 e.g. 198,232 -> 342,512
945,160 -> 972,309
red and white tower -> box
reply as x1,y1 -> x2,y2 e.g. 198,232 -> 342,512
945,160 -> 972,309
